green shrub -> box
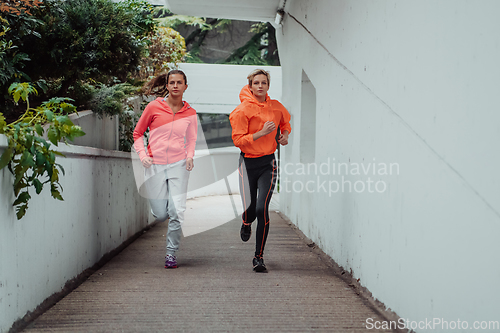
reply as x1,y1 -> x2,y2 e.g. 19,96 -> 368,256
19,0 -> 155,93
0,82 -> 85,219
119,107 -> 141,152
88,83 -> 137,118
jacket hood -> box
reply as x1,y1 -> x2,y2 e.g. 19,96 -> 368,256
239,85 -> 269,105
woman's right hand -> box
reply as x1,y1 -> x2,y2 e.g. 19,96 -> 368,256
253,121 -> 276,141
261,121 -> 276,135
142,157 -> 153,168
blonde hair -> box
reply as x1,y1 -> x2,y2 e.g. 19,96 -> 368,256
247,69 -> 271,87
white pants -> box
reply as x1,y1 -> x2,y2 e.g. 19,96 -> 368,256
143,159 -> 189,255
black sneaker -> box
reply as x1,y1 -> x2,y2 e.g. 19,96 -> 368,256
240,223 -> 251,242
252,257 -> 267,272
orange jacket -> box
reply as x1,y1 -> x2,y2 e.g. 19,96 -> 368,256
230,85 -> 291,158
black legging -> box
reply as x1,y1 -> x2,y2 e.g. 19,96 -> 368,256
238,154 -> 277,258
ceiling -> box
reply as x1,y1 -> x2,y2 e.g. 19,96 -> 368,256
162,0 -> 284,22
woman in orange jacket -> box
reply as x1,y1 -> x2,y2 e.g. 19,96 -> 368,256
229,69 -> 291,272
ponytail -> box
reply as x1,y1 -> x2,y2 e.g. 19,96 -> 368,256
142,70 -> 188,97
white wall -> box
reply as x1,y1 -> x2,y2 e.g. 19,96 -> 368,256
0,135 -> 149,333
277,0 -> 500,331
178,63 -> 282,114
69,111 -> 119,150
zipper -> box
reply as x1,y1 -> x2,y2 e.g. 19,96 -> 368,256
165,109 -> 175,165
162,99 -> 191,165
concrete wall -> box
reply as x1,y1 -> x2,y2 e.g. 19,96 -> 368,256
0,135 -> 149,333
277,0 -> 500,330
69,111 -> 119,150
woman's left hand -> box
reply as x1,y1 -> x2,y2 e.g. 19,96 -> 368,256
186,158 -> 194,171
278,131 -> 289,145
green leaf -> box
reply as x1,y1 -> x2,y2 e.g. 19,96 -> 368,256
53,192 -> 63,201
35,152 -> 46,166
49,152 -> 55,163
33,179 -> 43,194
19,150 -> 35,167
51,170 -> 59,183
14,165 -> 29,185
51,184 -> 64,201
36,166 -> 45,175
8,82 -> 37,103
60,103 -> 77,114
44,110 -> 54,122
13,191 -> 31,206
16,204 -> 28,220
56,163 -> 65,176
69,126 -> 85,139
14,181 -> 27,197
36,79 -> 48,94
53,151 -> 66,157
46,97 -> 64,105
9,85 -> 22,103
35,124 -> 44,136
47,126 -> 59,146
0,147 -> 13,170
0,114 -> 6,134
45,161 -> 53,179
25,134 -> 34,149
56,115 -> 73,126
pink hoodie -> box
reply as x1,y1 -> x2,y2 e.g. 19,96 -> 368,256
133,97 -> 197,165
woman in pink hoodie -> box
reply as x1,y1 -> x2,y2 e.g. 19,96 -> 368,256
230,69 -> 291,272
133,70 -> 198,269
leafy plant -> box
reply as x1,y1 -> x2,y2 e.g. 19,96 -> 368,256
18,0 -> 156,94
0,12 -> 41,88
155,13 -> 213,31
132,26 -> 186,81
153,11 -> 223,64
119,106 -> 141,152
0,0 -> 42,16
1,4 -> 43,123
0,82 -> 85,219
0,17 -> 29,86
223,22 -> 279,66
154,9 -> 279,66
88,82 -> 138,118
0,2 -> 42,84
